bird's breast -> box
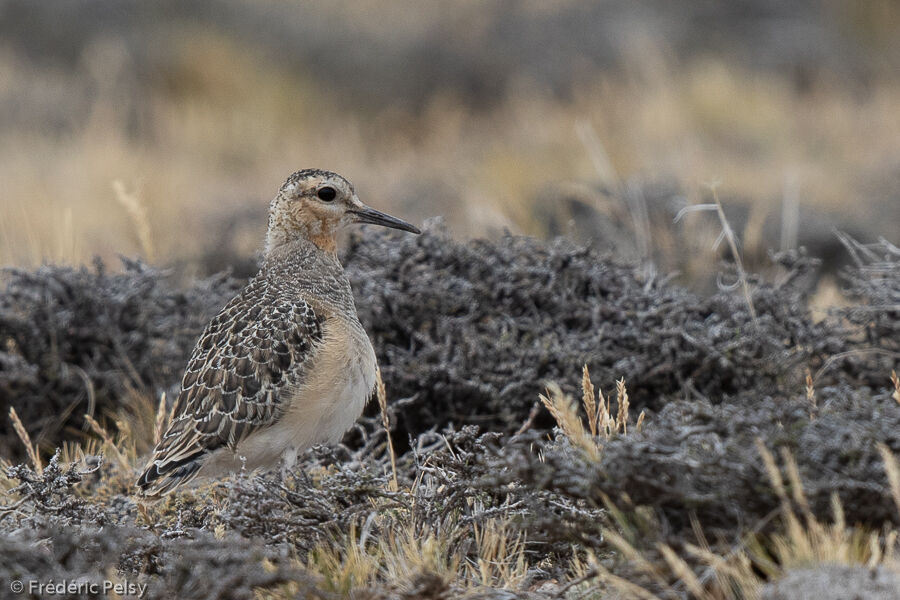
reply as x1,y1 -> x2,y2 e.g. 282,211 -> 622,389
280,317 -> 376,445
204,317 -> 375,475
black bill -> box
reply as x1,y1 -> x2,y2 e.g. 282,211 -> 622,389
349,206 -> 421,234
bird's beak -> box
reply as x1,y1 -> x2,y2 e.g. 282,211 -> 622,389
348,205 -> 421,234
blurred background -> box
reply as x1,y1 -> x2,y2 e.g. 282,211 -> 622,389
1,0 -> 898,284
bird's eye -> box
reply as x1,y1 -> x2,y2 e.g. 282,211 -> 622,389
317,186 -> 337,202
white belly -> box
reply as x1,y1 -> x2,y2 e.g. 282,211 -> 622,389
201,318 -> 376,476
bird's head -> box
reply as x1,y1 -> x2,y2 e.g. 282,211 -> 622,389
265,169 -> 420,255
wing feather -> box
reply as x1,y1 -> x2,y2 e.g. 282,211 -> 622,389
136,277 -> 324,496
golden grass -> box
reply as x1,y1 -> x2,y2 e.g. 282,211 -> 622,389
588,441 -> 900,600
26,386 -> 161,496
878,443 -> 900,522
112,179 -> 156,262
2,34 -> 899,268
542,368 -> 900,598
892,370 -> 900,406
541,382 -> 601,461
153,392 -> 169,446
540,365 -> 644,461
304,513 -> 529,594
467,519 -> 528,589
83,414 -> 134,475
805,370 -> 817,417
375,367 -> 399,492
8,407 -> 41,474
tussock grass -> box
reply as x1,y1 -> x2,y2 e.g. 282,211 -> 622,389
541,365 -> 644,461
304,514 -> 528,594
287,370 -> 535,594
587,440 -> 900,600
308,518 -> 527,593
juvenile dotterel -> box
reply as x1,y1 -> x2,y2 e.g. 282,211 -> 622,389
136,169 -> 420,497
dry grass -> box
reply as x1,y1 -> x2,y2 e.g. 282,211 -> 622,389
541,382 -> 601,461
1,32 -> 899,269
541,365 -> 644,461
878,443 -> 900,522
112,179 -> 156,262
467,519 -> 528,589
303,513 -> 528,594
538,365 -> 900,598
805,370 -> 817,418
153,392 -> 169,447
892,370 -> 900,406
83,414 -> 132,475
8,407 -> 41,475
674,187 -> 757,322
4,388 -> 161,499
375,367 -> 398,493
4,360 -> 900,597
2,374 -> 534,596
583,439 -> 900,600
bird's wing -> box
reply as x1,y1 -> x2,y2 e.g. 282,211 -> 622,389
136,277 -> 324,495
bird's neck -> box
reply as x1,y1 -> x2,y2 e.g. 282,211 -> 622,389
265,226 -> 338,256
263,237 -> 345,282
262,238 -> 356,317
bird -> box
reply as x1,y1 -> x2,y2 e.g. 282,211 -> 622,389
136,169 -> 420,497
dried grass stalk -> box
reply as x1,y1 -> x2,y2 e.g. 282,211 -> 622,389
540,383 -> 600,461
9,407 -> 42,474
598,386 -> 611,439
673,187 -> 757,323
892,370 -> 900,406
376,367 -> 398,492
805,370 -> 817,418
85,413 -> 131,472
616,378 -> 629,436
877,443 -> 900,520
544,368 -> 640,458
154,391 -> 168,446
112,179 -> 155,262
657,543 -> 705,599
582,365 -> 598,437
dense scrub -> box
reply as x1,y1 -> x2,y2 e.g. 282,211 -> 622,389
1,230 -> 898,597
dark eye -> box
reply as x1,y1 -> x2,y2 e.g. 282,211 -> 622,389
317,186 -> 337,202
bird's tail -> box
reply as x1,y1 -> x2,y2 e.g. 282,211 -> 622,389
135,447 -> 207,498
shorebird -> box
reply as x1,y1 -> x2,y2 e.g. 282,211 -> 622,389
136,169 -> 420,497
